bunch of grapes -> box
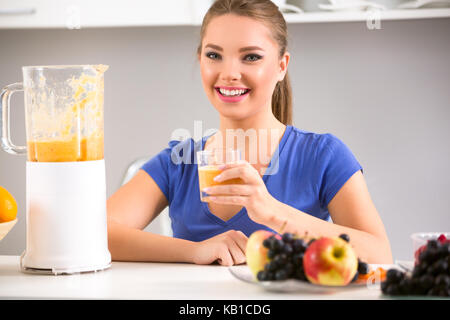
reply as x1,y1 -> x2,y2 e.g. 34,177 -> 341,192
381,237 -> 450,297
256,233 -> 369,283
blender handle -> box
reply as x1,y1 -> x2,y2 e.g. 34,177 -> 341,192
0,82 -> 27,155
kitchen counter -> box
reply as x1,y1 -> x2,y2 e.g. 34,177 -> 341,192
0,255 -> 394,300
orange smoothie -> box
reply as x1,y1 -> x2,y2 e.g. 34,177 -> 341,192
27,134 -> 103,162
198,165 -> 244,202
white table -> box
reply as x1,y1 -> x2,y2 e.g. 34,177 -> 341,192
0,255 -> 393,300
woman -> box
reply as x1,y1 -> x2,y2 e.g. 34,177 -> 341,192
107,0 -> 393,265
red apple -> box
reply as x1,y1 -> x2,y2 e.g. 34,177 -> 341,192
245,230 -> 277,279
303,237 -> 358,286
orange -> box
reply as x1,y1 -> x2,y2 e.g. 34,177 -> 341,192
0,186 -> 17,223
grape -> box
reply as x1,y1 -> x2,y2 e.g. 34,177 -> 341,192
427,239 -> 439,250
386,269 -> 404,284
285,262 -> 294,277
434,274 -> 450,288
275,269 -> 288,281
398,278 -> 413,295
357,260 -> 370,275
382,235 -> 450,297
292,239 -> 307,253
292,252 -> 304,266
262,238 -> 271,249
267,249 -> 277,259
257,271 -> 268,281
282,233 -> 295,243
282,243 -> 293,255
418,274 -> 434,292
271,238 -> 284,252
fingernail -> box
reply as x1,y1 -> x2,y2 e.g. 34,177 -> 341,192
218,164 -> 226,170
213,174 -> 222,181
202,187 -> 210,193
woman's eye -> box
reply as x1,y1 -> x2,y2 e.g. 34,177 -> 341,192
244,54 -> 263,62
205,52 -> 221,60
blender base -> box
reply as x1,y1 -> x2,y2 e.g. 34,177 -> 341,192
20,252 -> 111,275
21,160 -> 112,275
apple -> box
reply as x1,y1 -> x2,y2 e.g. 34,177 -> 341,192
303,236 -> 358,286
245,230 -> 277,279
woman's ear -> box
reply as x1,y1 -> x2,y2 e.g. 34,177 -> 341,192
278,52 -> 290,82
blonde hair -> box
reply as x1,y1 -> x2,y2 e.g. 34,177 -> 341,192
197,0 -> 293,125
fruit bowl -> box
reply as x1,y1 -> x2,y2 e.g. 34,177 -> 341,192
0,218 -> 17,241
411,232 -> 450,264
229,264 -> 392,293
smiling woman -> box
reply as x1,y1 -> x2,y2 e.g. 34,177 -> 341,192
106,0 -> 393,267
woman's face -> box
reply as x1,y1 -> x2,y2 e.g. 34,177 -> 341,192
199,14 -> 289,122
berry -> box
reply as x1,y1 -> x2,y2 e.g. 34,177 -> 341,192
267,249 -> 277,259
384,284 -> 400,296
434,274 -> 450,288
257,271 -> 268,281
398,278 -> 413,295
307,238 -> 316,246
292,252 -> 304,266
282,233 -> 295,243
262,238 -> 271,249
282,243 -> 293,255
386,269 -> 404,284
285,262 -> 294,277
292,239 -> 307,253
339,234 -> 350,242
357,260 -> 370,275
427,239 -> 439,250
419,274 -> 434,292
271,238 -> 284,252
437,234 -> 447,244
274,269 -> 288,281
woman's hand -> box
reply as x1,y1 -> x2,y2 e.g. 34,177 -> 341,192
191,230 -> 248,266
203,160 -> 279,226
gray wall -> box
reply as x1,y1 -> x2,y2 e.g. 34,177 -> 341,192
1,18 -> 449,262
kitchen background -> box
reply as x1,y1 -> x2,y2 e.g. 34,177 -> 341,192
0,0 -> 449,262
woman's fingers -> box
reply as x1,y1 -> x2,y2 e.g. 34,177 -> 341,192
203,184 -> 252,196
214,162 -> 259,184
225,237 -> 246,265
229,230 -> 248,256
216,230 -> 248,266
216,248 -> 234,266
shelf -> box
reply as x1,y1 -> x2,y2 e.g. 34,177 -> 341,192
0,0 -> 449,30
283,8 -> 450,23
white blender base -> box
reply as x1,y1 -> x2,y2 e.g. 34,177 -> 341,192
21,160 -> 111,275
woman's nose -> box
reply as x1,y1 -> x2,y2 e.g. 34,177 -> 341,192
220,60 -> 241,82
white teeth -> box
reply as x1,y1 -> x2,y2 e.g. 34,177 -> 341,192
219,88 -> 248,97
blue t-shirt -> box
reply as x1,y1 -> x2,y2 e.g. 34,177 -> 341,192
141,125 -> 363,241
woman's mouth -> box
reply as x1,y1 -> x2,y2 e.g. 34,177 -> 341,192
215,87 -> 251,103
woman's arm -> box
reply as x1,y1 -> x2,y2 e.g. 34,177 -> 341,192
107,170 -> 194,262
264,171 -> 393,264
206,163 -> 393,264
107,170 -> 248,265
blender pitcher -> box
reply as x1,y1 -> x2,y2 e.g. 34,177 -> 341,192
0,65 -> 111,274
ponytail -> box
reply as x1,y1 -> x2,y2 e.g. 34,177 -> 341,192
272,71 -> 292,125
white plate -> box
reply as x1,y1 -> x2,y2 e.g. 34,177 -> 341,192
229,265 -> 376,293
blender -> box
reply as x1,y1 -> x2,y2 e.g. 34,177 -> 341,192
0,65 -> 111,274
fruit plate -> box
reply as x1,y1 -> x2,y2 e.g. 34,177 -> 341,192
229,265 -> 372,294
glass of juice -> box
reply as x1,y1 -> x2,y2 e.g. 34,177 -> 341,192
197,148 -> 244,202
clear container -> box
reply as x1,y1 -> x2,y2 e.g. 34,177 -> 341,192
197,148 -> 243,202
1,65 -> 108,162
411,232 -> 450,264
